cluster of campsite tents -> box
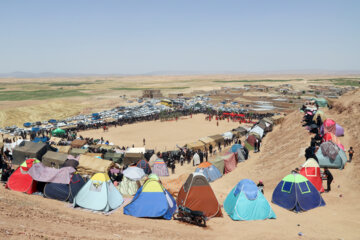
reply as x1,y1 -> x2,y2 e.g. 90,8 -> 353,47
5,104 -> 345,223
271,98 -> 347,213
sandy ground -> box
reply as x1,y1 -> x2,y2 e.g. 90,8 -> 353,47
0,89 -> 359,239
80,114 -> 241,151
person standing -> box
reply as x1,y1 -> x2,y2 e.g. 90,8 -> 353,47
324,167 -> 333,192
348,147 -> 354,162
143,138 -> 146,146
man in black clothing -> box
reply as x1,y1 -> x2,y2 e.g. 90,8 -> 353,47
324,167 -> 333,192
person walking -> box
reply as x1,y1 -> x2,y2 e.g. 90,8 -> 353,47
324,167 -> 333,192
348,147 -> 354,162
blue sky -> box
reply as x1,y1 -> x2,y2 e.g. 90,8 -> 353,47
0,0 -> 359,74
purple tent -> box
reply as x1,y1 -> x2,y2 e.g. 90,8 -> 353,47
320,123 -> 344,137
28,162 -> 75,184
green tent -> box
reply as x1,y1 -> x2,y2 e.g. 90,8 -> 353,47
103,152 -> 123,164
209,155 -> 225,175
52,128 -> 66,137
312,98 -> 328,108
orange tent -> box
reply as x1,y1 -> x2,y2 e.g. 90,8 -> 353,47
177,173 -> 222,218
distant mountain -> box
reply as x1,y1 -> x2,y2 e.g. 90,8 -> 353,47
0,72 -> 127,78
0,70 -> 359,78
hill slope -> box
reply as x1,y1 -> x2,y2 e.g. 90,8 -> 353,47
1,90 -> 359,240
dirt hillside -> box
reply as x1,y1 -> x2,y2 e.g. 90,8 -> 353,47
0,90 -> 359,240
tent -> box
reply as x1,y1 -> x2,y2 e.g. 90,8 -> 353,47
223,131 -> 233,140
222,153 -> 237,174
232,127 -> 248,138
316,141 -> 347,169
186,141 -> 206,151
69,148 -> 88,156
52,128 -> 66,137
320,119 -> 344,137
77,155 -> 113,176
117,167 -> 146,196
323,132 -> 345,151
136,159 -> 152,175
74,173 -> 123,212
177,173 -> 222,218
57,145 -> 71,154
70,139 -> 87,148
259,118 -> 273,132
103,152 -> 123,164
209,156 -> 225,174
123,167 -> 145,181
272,173 -> 325,212
148,154 -> 158,167
199,136 -> 216,148
42,151 -> 68,168
229,144 -> 246,162
209,134 -> 225,145
117,176 -> 142,196
300,158 -> 324,193
123,174 -> 176,220
152,159 -> 169,177
312,110 -> 327,122
245,135 -> 257,151
312,98 -> 328,108
123,152 -> 144,166
6,159 -> 40,194
224,179 -> 276,221
12,141 -> 47,165
195,162 -> 222,182
44,173 -> 85,203
249,125 -> 264,139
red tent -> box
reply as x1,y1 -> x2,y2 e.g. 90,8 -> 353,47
223,153 -> 237,174
6,158 -> 40,194
300,158 -> 324,193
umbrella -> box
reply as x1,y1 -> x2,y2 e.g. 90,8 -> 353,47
123,167 -> 145,181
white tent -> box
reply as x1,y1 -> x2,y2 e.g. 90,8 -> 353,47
123,167 -> 146,181
249,125 -> 264,139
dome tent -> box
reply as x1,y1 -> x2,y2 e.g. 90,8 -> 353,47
224,179 -> 276,221
316,141 -> 347,169
73,173 -> 124,212
195,162 -> 222,182
299,158 -> 324,193
272,173 -> 325,212
6,159 -> 40,194
177,173 -> 222,218
44,173 -> 85,202
123,174 -> 176,220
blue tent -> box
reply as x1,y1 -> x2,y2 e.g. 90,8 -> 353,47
124,174 -> 176,220
195,162 -> 222,182
23,122 -> 31,128
73,173 -> 123,212
230,144 -> 243,153
136,159 -> 152,175
229,144 -> 246,162
272,173 -> 325,212
224,179 -> 276,221
44,173 -> 85,203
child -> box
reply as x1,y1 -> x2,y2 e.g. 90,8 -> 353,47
348,147 -> 354,162
257,180 -> 264,194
